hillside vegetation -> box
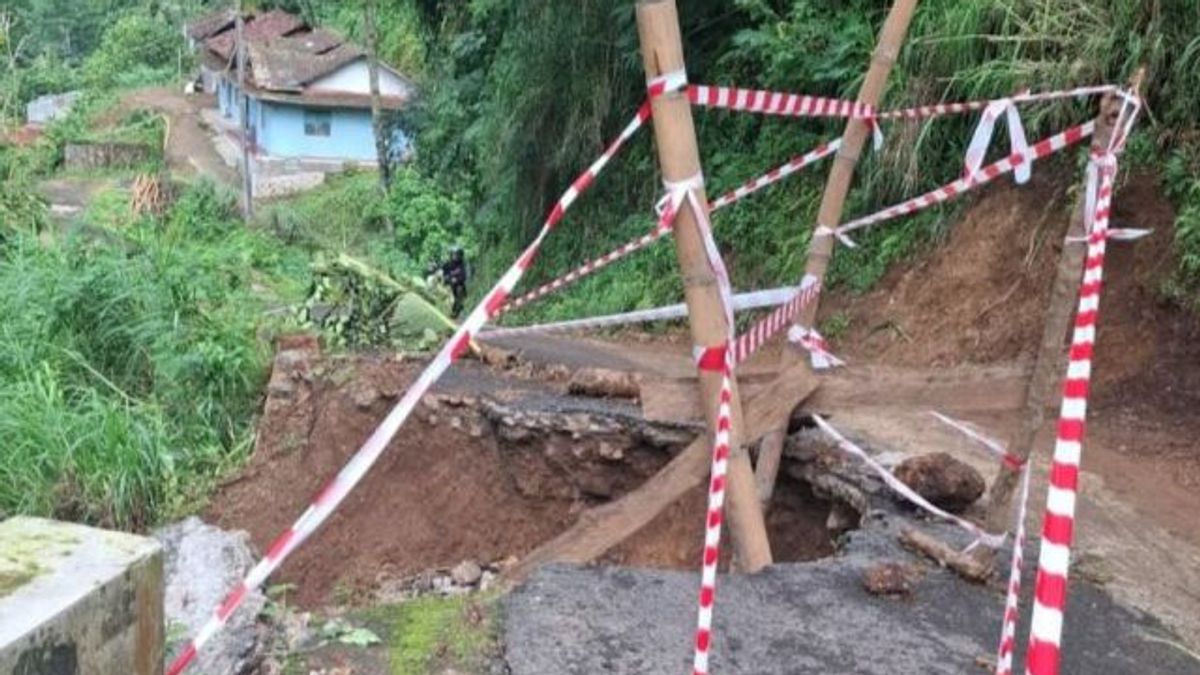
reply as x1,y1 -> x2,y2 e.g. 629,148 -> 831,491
0,0 -> 1198,529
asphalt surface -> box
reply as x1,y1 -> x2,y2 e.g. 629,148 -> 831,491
504,516 -> 1200,674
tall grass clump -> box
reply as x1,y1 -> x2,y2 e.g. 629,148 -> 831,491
0,180 -> 305,529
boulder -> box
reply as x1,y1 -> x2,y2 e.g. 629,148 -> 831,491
156,517 -> 267,675
893,452 -> 985,513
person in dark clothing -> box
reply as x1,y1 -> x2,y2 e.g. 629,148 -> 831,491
438,247 -> 470,318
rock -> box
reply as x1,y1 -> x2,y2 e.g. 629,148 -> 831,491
893,452 -> 985,513
596,441 -> 625,461
480,570 -> 498,592
452,560 -> 484,586
351,383 -> 380,410
156,517 -> 267,675
567,368 -> 640,399
862,562 -> 922,596
433,575 -> 454,594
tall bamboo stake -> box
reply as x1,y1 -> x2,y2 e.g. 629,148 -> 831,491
635,0 -> 773,572
756,0 -> 920,503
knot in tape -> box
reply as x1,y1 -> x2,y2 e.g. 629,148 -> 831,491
814,224 -> 857,248
693,343 -> 729,372
656,172 -> 705,216
647,68 -> 688,98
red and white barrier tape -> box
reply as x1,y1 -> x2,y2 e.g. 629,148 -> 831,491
929,411 -> 1026,472
963,95 -> 1031,184
1024,162 -> 1116,675
501,138 -> 838,316
485,286 -> 798,338
692,345 -> 735,675
731,274 -> 822,365
813,415 -> 1007,550
996,463 -> 1033,675
1025,91 -> 1140,675
688,83 -> 1114,122
163,101 -> 658,675
828,122 -> 1096,244
500,94 -> 1106,322
709,139 -> 842,211
925,411 -> 1030,674
688,84 -> 873,119
787,324 -> 845,370
873,86 -> 1117,121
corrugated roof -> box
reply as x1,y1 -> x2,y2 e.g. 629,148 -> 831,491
186,8 -> 236,41
207,10 -> 306,61
195,9 -> 412,110
248,40 -> 365,91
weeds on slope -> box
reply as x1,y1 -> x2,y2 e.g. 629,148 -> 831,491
0,180 -> 305,529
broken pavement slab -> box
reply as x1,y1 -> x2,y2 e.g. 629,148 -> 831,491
504,518 -> 1200,674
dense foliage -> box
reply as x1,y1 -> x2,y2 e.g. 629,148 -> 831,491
404,0 -> 1200,319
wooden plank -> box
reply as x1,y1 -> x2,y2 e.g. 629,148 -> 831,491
642,363 -> 1032,425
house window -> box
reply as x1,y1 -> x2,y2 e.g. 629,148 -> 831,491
304,110 -> 331,137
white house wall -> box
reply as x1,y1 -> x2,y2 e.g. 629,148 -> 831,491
307,59 -> 411,98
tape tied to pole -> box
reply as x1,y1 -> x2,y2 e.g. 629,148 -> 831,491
661,173 -> 735,333
647,68 -> 688,98
813,224 -> 858,248
694,343 -> 729,372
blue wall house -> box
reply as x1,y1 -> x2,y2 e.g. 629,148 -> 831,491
189,9 -> 413,165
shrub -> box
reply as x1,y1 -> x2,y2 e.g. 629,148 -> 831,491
81,15 -> 183,91
0,180 -> 307,529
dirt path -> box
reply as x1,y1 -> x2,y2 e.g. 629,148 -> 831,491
112,87 -> 238,186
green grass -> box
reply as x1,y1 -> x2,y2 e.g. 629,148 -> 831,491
364,593 -> 502,675
0,179 -> 308,529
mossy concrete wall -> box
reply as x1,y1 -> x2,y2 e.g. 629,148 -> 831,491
0,517 -> 163,675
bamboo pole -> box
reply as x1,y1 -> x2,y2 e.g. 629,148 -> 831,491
756,0 -> 920,504
235,2 -> 254,219
985,70 -> 1145,531
635,0 -> 773,572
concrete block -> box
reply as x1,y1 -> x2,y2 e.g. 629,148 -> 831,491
0,517 -> 163,675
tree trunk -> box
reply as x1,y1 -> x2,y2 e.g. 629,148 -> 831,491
364,0 -> 392,198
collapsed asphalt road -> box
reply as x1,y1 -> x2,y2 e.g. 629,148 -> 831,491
504,516 -> 1200,674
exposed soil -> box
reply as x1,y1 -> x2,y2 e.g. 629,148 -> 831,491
828,167 -> 1200,490
208,353 -> 834,608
